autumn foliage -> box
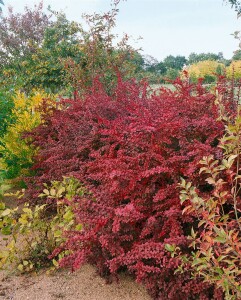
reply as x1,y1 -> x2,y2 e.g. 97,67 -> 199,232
1,1 -> 241,299
187,60 -> 225,83
226,60 -> 241,79
176,81 -> 241,299
24,75 -> 233,299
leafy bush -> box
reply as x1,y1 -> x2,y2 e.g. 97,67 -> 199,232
26,76 -> 229,299
226,60 -> 241,79
165,67 -> 180,80
177,105 -> 241,300
187,60 -> 225,83
0,91 -> 55,180
0,177 -> 84,273
0,90 -> 14,140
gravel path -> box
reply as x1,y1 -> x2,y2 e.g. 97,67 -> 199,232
0,265 -> 151,300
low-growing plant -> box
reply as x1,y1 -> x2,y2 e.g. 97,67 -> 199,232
0,178 -> 11,200
0,177 -> 84,273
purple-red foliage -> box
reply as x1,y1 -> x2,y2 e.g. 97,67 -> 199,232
28,77 -> 227,299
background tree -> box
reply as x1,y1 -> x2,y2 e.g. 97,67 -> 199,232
226,60 -> 241,78
18,11 -> 83,93
0,0 -> 4,12
0,1 -> 143,95
226,0 -> 241,13
232,49 -> 241,60
127,50 -> 145,72
143,55 -> 159,72
187,60 -> 225,83
63,3 -> 143,95
0,2 -> 51,91
165,68 -> 180,80
163,55 -> 187,70
155,61 -> 167,75
0,2 -> 50,65
0,3 -> 85,93
187,52 -> 222,65
142,55 -> 186,82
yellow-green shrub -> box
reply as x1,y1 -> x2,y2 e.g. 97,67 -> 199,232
0,177 -> 85,273
0,91 -> 55,180
187,60 -> 225,83
226,60 -> 241,79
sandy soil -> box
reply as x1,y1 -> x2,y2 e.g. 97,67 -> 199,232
0,265 -> 151,300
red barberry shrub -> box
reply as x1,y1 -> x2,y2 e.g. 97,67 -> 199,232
28,76 -> 229,299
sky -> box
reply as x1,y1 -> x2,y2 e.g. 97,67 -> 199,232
3,0 -> 241,61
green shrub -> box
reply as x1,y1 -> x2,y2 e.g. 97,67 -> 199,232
0,90 -> 14,140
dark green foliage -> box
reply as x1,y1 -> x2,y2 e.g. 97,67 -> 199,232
187,52 -> 223,65
232,49 -> 241,60
155,61 -> 167,74
163,55 -> 187,70
226,0 -> 241,13
0,0 -> 4,12
0,91 -> 14,140
203,74 -> 216,84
